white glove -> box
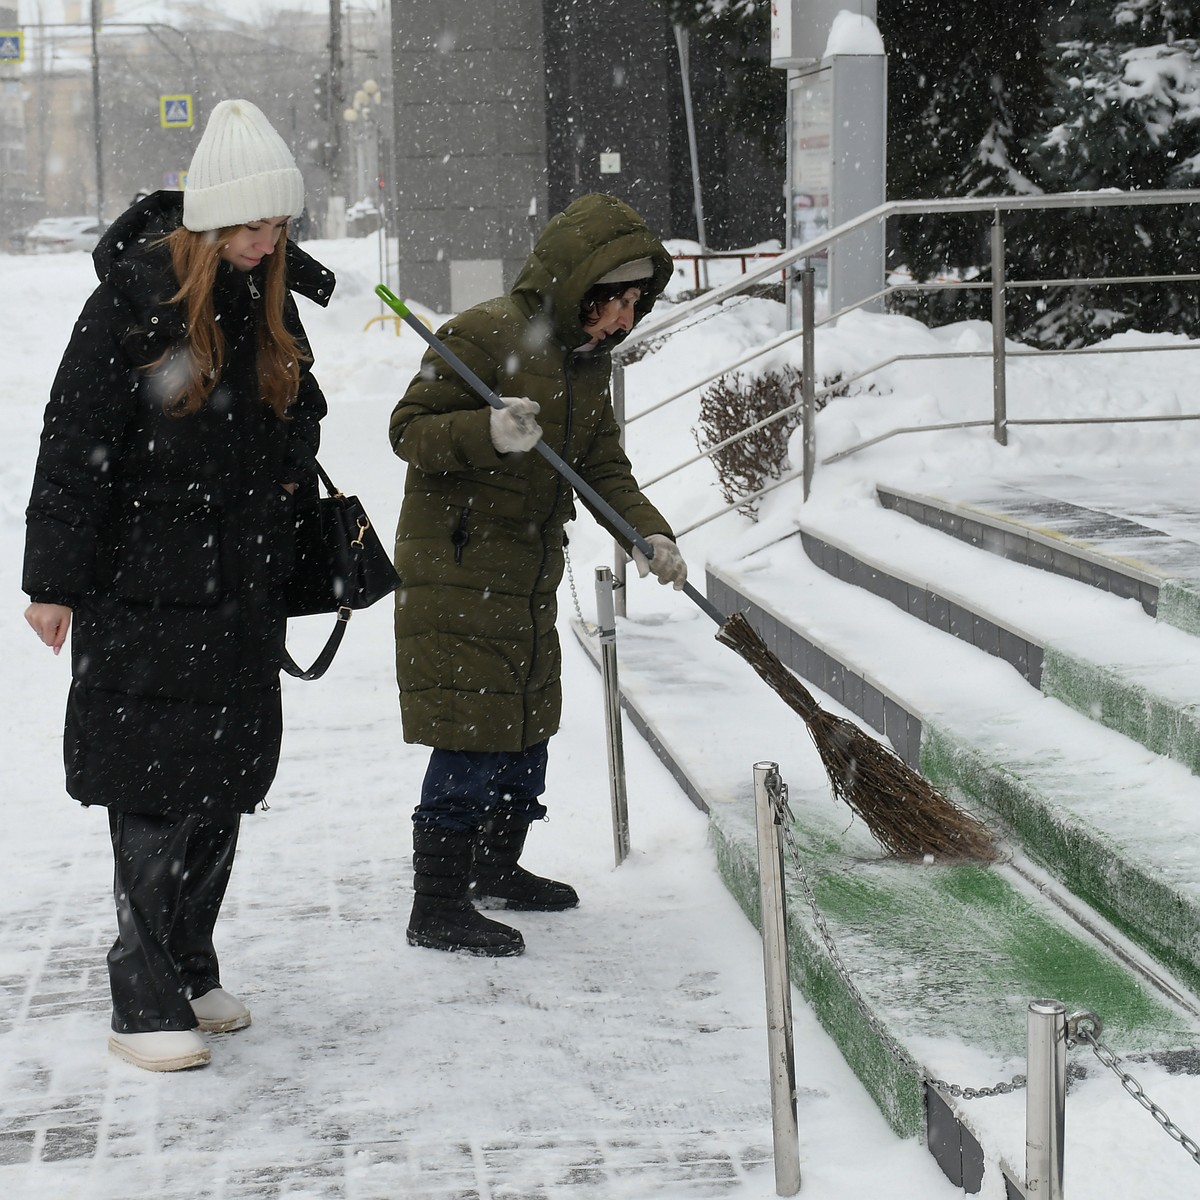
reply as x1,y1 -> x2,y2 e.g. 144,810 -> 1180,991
489,396 -> 542,453
632,534 -> 687,590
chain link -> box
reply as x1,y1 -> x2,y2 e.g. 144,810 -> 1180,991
1074,1026 -> 1200,1167
562,543 -> 596,634
774,773 -> 1200,1166
772,778 -> 1026,1100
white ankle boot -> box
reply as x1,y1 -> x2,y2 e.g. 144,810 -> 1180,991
190,987 -> 252,1033
108,1029 -> 210,1072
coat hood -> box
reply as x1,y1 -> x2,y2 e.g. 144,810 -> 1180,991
92,190 -> 335,341
509,194 -> 673,349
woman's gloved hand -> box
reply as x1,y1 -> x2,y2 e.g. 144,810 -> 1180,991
489,396 -> 543,453
632,534 -> 688,590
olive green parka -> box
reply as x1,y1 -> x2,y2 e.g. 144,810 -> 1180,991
389,194 -> 675,752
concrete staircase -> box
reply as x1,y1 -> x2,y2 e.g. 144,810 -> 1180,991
572,478 -> 1200,1197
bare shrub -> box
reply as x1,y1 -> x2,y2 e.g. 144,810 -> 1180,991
695,367 -> 817,519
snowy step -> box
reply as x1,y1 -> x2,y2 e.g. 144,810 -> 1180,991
794,502 -> 1200,780
878,480 -> 1200,638
706,542 -> 1200,1001
570,612 -> 1200,1196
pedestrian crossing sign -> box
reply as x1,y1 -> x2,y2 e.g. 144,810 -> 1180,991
0,32 -> 24,63
160,95 -> 194,129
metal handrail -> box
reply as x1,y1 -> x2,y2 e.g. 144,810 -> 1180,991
613,188 -> 1200,517
616,188 -> 1200,357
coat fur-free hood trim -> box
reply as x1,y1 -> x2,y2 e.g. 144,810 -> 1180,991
92,190 -> 336,341
509,194 -> 672,349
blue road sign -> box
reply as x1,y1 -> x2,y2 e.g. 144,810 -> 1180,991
160,95 -> 194,129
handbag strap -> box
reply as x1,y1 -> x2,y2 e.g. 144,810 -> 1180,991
282,459 -> 350,682
281,606 -> 351,681
315,458 -> 342,499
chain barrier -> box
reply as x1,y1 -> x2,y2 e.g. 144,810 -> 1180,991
1069,1018 -> 1200,1168
766,772 -> 1026,1100
769,772 -> 1200,1164
563,543 -> 596,635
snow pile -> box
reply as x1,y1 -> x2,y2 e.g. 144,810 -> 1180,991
822,11 -> 885,59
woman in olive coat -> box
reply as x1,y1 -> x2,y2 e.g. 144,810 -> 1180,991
390,193 -> 687,957
23,100 -> 333,1072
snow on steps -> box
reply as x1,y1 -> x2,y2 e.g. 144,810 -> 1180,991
569,602 -> 1200,1195
876,482 -> 1200,639
705,512 -> 1200,1002
866,484 -> 1200,776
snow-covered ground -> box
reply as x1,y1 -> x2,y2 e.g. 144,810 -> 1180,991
4,233 -> 1200,1197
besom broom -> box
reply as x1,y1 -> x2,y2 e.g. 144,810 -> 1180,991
375,284 -> 996,862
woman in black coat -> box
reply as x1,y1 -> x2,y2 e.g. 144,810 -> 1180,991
22,99 -> 334,1072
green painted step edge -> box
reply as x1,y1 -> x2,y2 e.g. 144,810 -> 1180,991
922,720 -> 1200,996
1159,578 -> 1200,639
1041,644 -> 1200,779
708,799 -> 1192,1143
709,806 -> 925,1139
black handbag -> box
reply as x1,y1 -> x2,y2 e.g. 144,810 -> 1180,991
281,461 -> 400,680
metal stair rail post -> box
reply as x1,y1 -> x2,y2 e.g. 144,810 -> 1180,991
611,356 -> 628,618
991,213 -> 1009,447
753,761 -> 801,1196
606,189 -> 1200,550
1026,999 -> 1067,1200
595,567 -> 630,866
800,264 -> 816,501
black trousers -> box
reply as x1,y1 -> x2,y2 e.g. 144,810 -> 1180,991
107,809 -> 240,1034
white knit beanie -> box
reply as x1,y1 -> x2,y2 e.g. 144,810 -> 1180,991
182,99 -> 304,232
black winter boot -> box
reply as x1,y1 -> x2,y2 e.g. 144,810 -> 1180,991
407,826 -> 524,956
471,813 -> 579,911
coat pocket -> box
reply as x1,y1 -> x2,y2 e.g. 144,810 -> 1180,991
108,484 -> 224,606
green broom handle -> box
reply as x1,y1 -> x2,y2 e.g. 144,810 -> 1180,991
375,284 -> 725,625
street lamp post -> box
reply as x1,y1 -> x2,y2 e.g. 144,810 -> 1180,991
343,78 -> 387,290
90,0 -> 103,222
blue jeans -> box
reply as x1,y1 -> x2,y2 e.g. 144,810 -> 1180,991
415,741 -> 549,833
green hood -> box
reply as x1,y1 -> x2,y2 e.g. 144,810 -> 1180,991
509,193 -> 673,348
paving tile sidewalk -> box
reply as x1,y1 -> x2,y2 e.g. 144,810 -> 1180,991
2,605 -> 968,1200
0,785 -> 778,1199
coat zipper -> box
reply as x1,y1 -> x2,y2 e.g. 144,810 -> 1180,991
522,353 -> 575,741
451,507 -> 471,564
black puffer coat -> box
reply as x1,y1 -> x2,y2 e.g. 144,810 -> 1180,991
23,192 -> 334,815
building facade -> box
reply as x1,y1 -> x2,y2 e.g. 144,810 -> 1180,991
389,0 -> 785,312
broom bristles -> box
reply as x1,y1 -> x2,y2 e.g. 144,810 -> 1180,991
716,612 -> 997,862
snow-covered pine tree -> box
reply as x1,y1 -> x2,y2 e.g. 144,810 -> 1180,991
1024,2 -> 1200,344
879,1 -> 1047,327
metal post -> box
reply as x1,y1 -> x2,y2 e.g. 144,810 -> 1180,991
328,0 -> 345,199
1025,999 -> 1066,1200
753,761 -> 801,1196
90,0 -> 103,222
674,24 -> 709,290
991,212 -> 1009,447
595,568 -> 630,866
611,360 -> 628,617
800,265 -> 816,502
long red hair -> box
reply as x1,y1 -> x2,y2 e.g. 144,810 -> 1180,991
153,223 -> 309,418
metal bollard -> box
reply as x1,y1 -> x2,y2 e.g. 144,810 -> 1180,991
753,761 -> 801,1195
595,568 -> 630,866
1026,999 -> 1067,1199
